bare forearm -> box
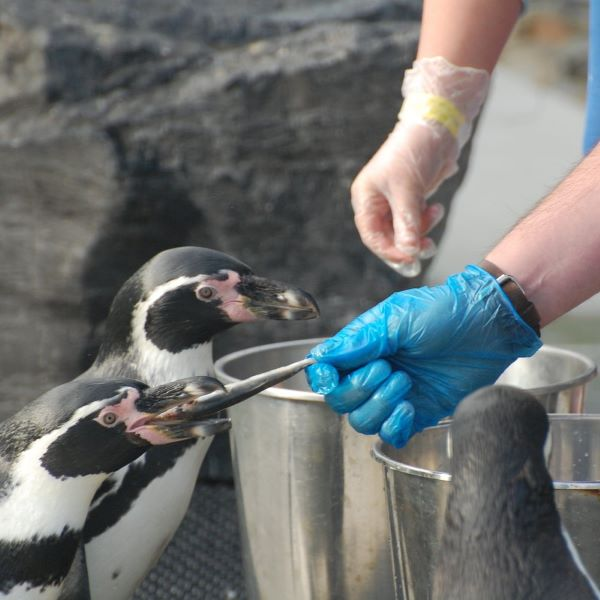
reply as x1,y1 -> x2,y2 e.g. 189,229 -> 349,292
417,0 -> 521,72
486,144 -> 600,327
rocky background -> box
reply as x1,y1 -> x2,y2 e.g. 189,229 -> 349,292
0,0 -> 474,421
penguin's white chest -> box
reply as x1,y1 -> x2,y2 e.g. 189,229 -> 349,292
136,342 -> 214,386
85,439 -> 212,600
1,583 -> 62,599
85,339 -> 215,600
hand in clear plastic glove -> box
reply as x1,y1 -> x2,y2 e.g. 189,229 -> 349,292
306,265 -> 542,447
351,121 -> 449,277
352,57 -> 489,277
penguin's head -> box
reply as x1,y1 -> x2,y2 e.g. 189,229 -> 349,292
451,384 -> 550,486
7,376 -> 229,479
435,388 -> 600,600
98,246 -> 319,360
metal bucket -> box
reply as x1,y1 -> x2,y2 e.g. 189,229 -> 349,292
373,414 -> 600,600
215,341 -> 596,600
496,345 -> 596,413
216,338 -> 395,600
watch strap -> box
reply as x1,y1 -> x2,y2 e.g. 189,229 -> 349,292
478,260 -> 541,336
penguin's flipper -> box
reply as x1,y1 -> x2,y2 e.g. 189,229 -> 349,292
58,542 -> 91,600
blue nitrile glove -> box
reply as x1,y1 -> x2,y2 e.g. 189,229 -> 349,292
306,265 -> 542,447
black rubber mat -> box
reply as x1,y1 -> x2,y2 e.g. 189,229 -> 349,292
133,482 -> 246,600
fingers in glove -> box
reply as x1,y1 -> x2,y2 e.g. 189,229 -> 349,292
380,401 -> 416,448
353,194 -> 414,264
385,199 -> 443,267
423,202 -> 444,235
348,371 -> 412,434
383,258 -> 422,278
383,237 -> 437,277
375,199 -> 443,275
324,359 -> 392,413
390,197 -> 422,260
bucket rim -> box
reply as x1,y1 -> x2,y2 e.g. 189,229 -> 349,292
503,344 -> 597,395
214,337 -> 326,402
372,414 -> 600,489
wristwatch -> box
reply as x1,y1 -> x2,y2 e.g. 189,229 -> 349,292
479,260 -> 541,336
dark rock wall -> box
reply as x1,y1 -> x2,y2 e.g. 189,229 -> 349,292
0,0 -> 472,419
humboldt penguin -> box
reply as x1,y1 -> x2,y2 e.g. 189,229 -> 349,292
0,375 -> 237,600
433,385 -> 600,600
68,246 -> 319,599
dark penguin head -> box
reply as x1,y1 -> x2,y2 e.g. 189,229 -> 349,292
90,246 -> 319,383
0,376 -> 227,482
432,385 -> 600,600
0,376 -> 227,597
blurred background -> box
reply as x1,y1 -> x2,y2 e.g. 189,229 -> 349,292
0,1 -> 598,598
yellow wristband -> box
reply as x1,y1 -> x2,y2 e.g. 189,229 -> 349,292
398,93 -> 465,138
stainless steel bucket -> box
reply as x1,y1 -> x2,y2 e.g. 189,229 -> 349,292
496,345 -> 596,413
373,415 -> 600,600
215,341 -> 596,600
216,338 -> 395,600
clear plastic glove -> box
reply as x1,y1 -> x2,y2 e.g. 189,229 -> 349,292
352,57 -> 489,277
306,265 -> 542,447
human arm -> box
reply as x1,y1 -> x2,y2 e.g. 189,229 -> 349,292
417,0 -> 522,71
486,142 -> 600,326
352,0 -> 521,275
308,146 -> 600,446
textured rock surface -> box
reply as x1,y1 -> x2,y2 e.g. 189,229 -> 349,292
0,0 -> 472,422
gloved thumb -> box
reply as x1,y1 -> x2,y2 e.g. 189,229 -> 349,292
305,361 -> 339,395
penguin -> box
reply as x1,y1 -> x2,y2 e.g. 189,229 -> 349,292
432,384 -> 600,600
67,246 -> 319,599
0,375 -> 237,600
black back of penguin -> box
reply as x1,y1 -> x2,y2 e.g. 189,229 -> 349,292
433,385 -> 599,600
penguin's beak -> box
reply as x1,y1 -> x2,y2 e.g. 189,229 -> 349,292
134,377 -> 226,414
151,358 -> 315,428
235,275 -> 320,321
127,359 -> 315,444
126,376 -> 231,444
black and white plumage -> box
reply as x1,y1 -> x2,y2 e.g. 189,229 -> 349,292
0,376 -> 231,600
433,385 -> 600,600
68,246 -> 319,599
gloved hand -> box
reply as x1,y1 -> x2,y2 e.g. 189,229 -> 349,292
352,57 -> 489,277
306,265 -> 542,447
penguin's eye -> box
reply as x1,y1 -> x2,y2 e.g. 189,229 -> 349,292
101,412 -> 118,427
196,286 -> 217,301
